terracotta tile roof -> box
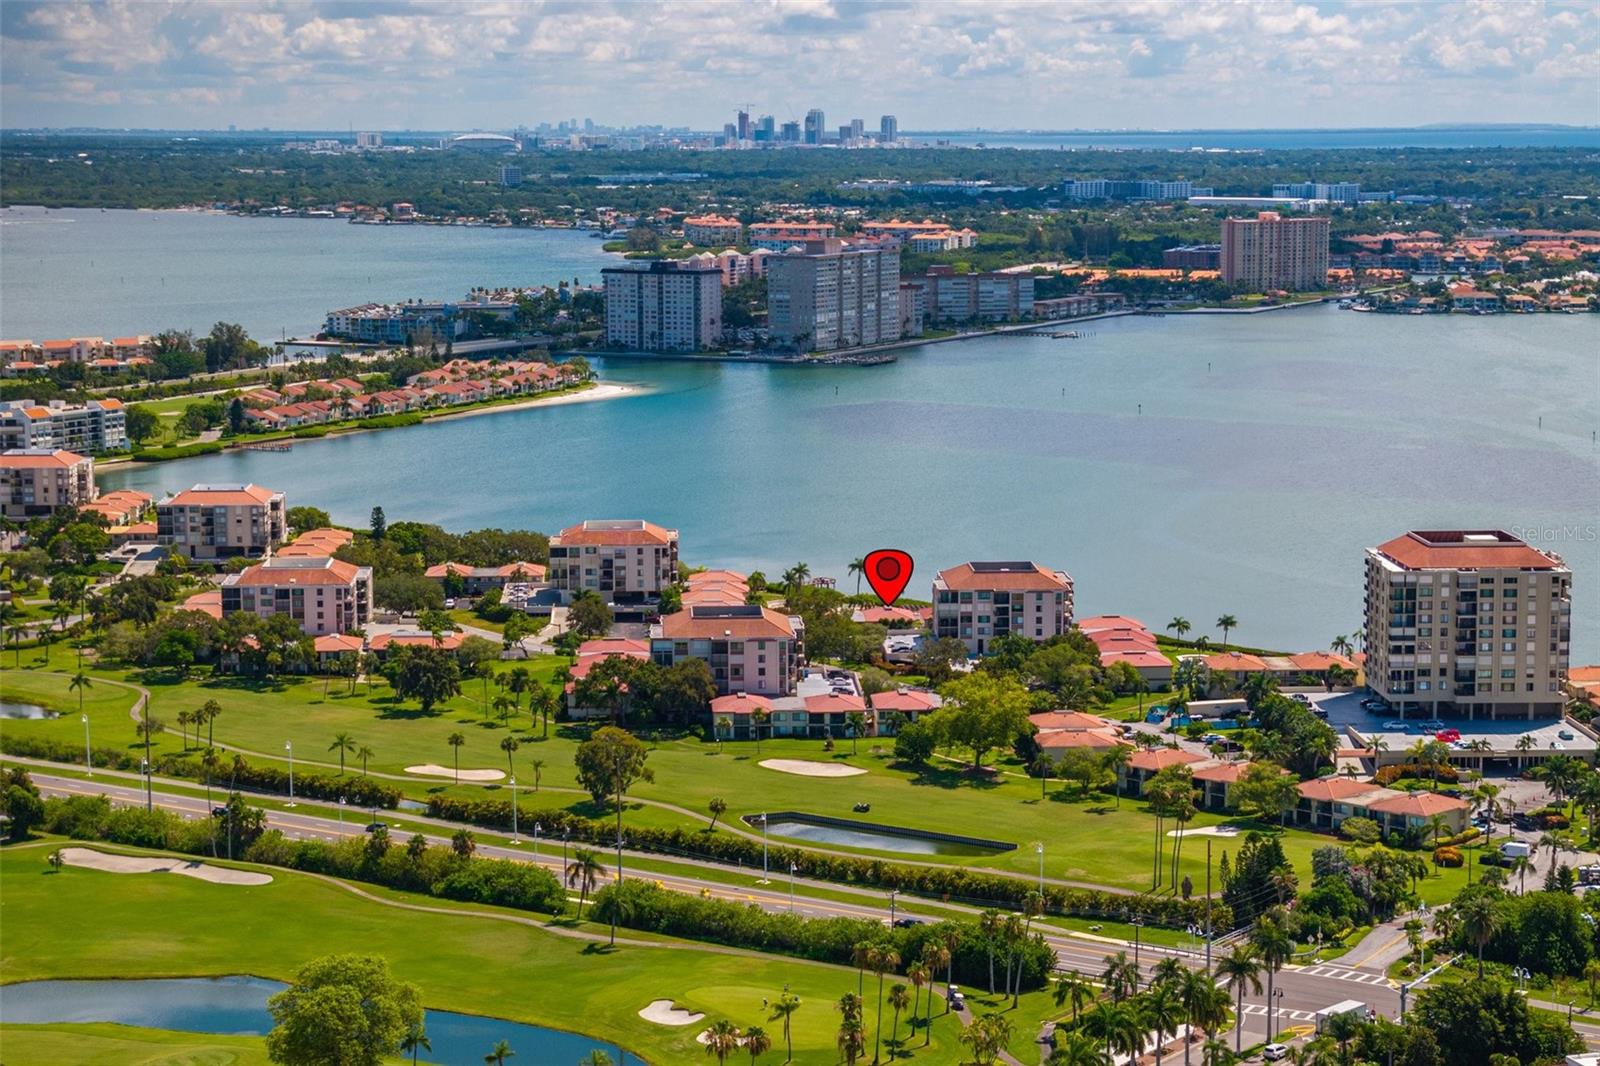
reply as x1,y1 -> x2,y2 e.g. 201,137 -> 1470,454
1192,760 -> 1266,784
368,631 -> 465,651
228,557 -> 363,588
1039,729 -> 1126,751
314,633 -> 364,654
180,589 -> 222,619
0,448 -> 89,468
803,692 -> 867,713
869,688 -> 941,712
576,638 -> 651,659
166,483 -> 281,507
1364,791 -> 1471,817
1100,649 -> 1173,670
935,560 -> 1070,592
555,519 -> 676,546
1128,748 -> 1206,772
1204,652 -> 1269,673
711,692 -> 772,716
658,605 -> 795,641
1569,666 -> 1600,685
1289,651 -> 1357,672
1297,777 -> 1383,802
1030,710 -> 1114,732
853,605 -> 921,624
1372,530 -> 1563,571
1077,615 -> 1151,634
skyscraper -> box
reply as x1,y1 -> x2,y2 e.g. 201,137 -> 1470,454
879,115 -> 898,143
803,109 -> 825,145
850,118 -> 864,141
736,110 -> 750,140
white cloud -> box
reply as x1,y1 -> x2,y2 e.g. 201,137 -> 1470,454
1,0 -> 1596,128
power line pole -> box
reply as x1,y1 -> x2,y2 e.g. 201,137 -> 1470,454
1205,838 -> 1213,972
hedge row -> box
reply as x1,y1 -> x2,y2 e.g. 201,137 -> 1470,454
592,879 -> 1056,990
427,795 -> 1228,929
2,734 -> 400,809
132,441 -> 225,461
1374,763 -> 1460,786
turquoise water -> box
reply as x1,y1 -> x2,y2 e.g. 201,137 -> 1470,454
0,976 -> 639,1064
95,305 -> 1599,653
0,207 -> 620,340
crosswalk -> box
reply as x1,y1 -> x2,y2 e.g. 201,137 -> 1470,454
1296,964 -> 1396,988
1239,1003 -> 1320,1023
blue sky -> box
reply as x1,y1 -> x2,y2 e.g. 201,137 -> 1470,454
2,1 -> 1597,131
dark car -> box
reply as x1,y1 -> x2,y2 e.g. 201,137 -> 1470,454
893,917 -> 921,928
211,806 -> 228,818
364,821 -> 387,834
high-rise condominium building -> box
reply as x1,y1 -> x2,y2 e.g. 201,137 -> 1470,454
932,561 -> 1074,656
0,448 -> 95,519
1219,211 -> 1330,291
549,520 -> 680,602
766,238 -> 902,352
601,260 -> 722,352
0,399 -> 128,453
1364,530 -> 1572,720
803,109 -> 825,145
880,115 -> 898,142
156,483 -> 287,561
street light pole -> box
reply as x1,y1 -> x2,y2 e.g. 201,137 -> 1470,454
1132,916 -> 1144,978
615,832 -> 624,884
82,713 -> 92,776
140,758 -> 152,811
285,741 -> 295,807
889,890 -> 898,926
1274,988 -> 1284,1039
562,829 -> 570,871
510,778 -> 520,842
338,796 -> 345,836
1034,841 -> 1044,893
759,813 -> 769,883
789,862 -> 797,913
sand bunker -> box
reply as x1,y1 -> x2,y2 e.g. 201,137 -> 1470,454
758,758 -> 866,778
638,1000 -> 705,1026
404,763 -> 505,782
59,847 -> 272,885
1166,825 -> 1243,839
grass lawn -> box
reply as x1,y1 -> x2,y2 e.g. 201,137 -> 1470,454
0,841 -> 987,1063
0,1022 -> 271,1065
0,661 -> 1460,904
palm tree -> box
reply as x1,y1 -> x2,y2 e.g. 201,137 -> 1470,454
752,708 -> 770,755
708,797 -> 728,831
566,848 -> 603,918
400,1022 -> 431,1065
768,992 -> 801,1062
1330,634 -> 1353,658
1179,971 -> 1229,1066
177,710 -> 192,749
500,735 -> 520,774
356,745 -> 375,775
447,732 -> 466,783
484,1038 -> 514,1065
1216,945 -> 1262,1054
887,983 -> 910,1050
906,961 -> 928,1043
702,1019 -> 741,1065
836,993 -> 865,1066
1049,1032 -> 1112,1066
848,556 -> 867,595
68,669 -> 92,710
867,943 -> 900,1064
1152,956 -> 1186,991
1249,917 -> 1293,1042
329,731 -> 355,774
1053,969 -> 1094,1025
744,1024 -> 772,1065
1167,617 -> 1191,640
200,699 -> 221,747
978,910 -> 1003,993
1454,892 -> 1500,978
1215,615 -> 1238,651
529,757 -> 545,791
846,710 -> 868,755
1103,950 -> 1141,1003
1143,984 -> 1183,1066
1085,1001 -> 1140,1061
1511,853 -> 1534,894
200,747 -> 222,811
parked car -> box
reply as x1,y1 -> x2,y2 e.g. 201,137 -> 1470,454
1263,1045 -> 1290,1062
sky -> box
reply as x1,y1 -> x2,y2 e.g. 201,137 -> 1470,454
2,0 -> 1597,132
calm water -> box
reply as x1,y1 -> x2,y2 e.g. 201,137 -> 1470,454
0,702 -> 54,719
0,208 -> 620,340
758,815 -> 1010,856
0,977 -> 638,1065
96,306 -> 1600,654
918,127 -> 1600,150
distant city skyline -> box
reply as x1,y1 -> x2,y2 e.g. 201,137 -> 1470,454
2,1 -> 1597,131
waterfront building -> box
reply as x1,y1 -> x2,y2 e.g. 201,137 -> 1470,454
766,238 -> 902,352
156,483 -> 287,561
880,115 -> 898,143
1076,615 -> 1173,687
906,265 -> 1034,325
683,215 -> 743,246
601,260 -> 723,351
323,296 -> 516,344
932,560 -> 1074,655
1219,211 -> 1331,291
714,249 -> 773,287
898,283 -> 926,337
1162,244 -> 1222,270
651,604 -> 804,696
803,108 -> 825,145
80,488 -> 151,527
748,221 -> 836,252
276,527 -> 354,558
220,555 -> 373,637
1032,293 -> 1125,318
0,398 -> 128,453
0,448 -> 95,519
0,336 -> 151,366
424,561 -> 547,594
1365,530 -> 1571,721
549,519 -> 679,602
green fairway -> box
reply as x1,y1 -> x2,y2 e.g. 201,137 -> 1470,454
0,842 -> 993,1063
0,1022 -> 271,1065
0,661 -> 1457,901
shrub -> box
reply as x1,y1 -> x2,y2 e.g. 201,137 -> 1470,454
1433,846 -> 1463,867
1339,817 -> 1381,844
1439,827 -> 1482,847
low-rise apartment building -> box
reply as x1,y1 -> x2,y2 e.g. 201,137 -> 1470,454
425,561 -> 548,595
933,560 -> 1074,655
602,260 -> 723,352
683,215 -> 743,246
549,519 -> 679,602
81,488 -> 151,527
748,221 -> 836,252
157,483 -> 287,561
0,448 -> 96,519
651,604 -> 804,696
0,399 -> 129,453
220,555 -> 373,636
1364,529 -> 1571,720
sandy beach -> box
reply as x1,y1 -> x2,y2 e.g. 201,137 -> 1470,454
424,381 -> 642,423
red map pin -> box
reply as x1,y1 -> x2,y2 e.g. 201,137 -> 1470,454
863,549 -> 914,606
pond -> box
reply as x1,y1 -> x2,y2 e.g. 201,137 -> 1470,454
0,977 -> 640,1065
0,701 -> 56,720
751,813 -> 1013,857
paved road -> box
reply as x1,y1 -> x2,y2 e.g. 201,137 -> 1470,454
31,771 -> 1419,1051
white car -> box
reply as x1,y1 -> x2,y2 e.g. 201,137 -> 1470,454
1263,1045 -> 1290,1062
